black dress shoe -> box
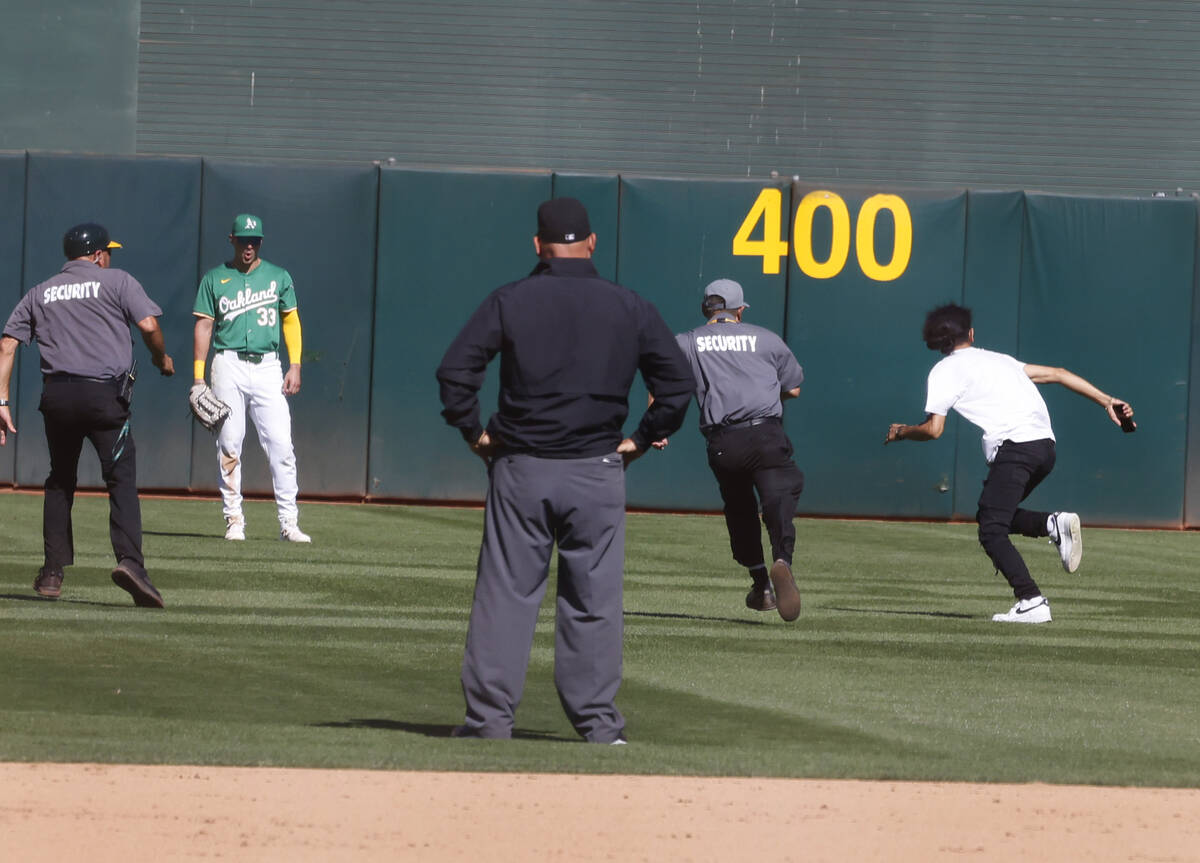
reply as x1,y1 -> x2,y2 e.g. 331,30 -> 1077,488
111,560 -> 164,609
745,583 -> 777,612
34,567 -> 64,599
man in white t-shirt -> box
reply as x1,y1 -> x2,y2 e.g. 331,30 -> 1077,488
884,304 -> 1135,624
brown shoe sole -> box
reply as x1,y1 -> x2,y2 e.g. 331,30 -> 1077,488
111,564 -> 165,609
33,582 -> 61,599
769,559 -> 801,621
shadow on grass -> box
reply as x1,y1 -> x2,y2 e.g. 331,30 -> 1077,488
826,605 -> 975,619
310,718 -> 571,742
0,592 -> 131,608
625,610 -> 766,626
145,530 -> 215,538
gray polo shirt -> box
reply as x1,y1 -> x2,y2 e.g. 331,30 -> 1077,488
4,259 -> 162,378
675,318 -> 804,432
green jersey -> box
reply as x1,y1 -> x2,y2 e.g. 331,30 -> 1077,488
194,258 -> 298,354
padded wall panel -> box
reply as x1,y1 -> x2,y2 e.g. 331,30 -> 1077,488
551,174 -> 619,282
1020,195 -> 1193,526
0,154 -> 25,485
952,190 -> 1027,519
189,161 -> 378,501
20,154 -> 201,491
616,176 -> 790,510
1187,211 -> 1200,528
370,168 -> 551,500
788,185 -> 968,518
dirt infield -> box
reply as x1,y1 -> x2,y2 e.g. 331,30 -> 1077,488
1,763 -> 1198,862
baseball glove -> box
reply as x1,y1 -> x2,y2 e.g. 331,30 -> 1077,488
189,383 -> 230,432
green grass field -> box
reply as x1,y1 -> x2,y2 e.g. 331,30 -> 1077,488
1,492 -> 1197,787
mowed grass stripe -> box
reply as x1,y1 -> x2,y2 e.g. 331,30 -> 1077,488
1,493 -> 1197,785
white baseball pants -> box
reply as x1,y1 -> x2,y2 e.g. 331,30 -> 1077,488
211,350 -> 299,525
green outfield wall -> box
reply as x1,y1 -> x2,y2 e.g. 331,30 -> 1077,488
17,154 -> 202,492
186,161 -> 379,500
0,154 -> 25,486
1,154 -> 1194,528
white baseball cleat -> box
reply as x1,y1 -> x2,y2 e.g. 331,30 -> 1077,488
992,595 -> 1052,624
224,516 -> 245,541
279,521 -> 312,543
1049,511 -> 1082,573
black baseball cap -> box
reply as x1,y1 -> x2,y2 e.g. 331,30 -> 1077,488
536,197 -> 592,244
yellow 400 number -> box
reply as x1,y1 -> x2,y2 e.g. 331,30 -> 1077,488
732,188 -> 913,281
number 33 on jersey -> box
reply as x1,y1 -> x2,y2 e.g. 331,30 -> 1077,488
193,260 -> 298,353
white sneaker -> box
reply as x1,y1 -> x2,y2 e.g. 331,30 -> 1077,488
992,595 -> 1052,623
1049,512 -> 1082,573
224,516 -> 245,541
279,521 -> 312,543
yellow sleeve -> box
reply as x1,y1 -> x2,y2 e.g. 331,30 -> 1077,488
281,309 -> 302,365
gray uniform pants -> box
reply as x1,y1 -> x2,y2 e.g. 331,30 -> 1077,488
460,451 -> 627,743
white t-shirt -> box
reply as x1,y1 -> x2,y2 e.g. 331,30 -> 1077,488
924,346 -> 1054,463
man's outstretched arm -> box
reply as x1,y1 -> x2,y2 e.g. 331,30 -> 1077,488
1023,364 -> 1134,428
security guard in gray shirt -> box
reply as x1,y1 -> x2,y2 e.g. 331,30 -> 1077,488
0,223 -> 175,607
657,279 -> 806,621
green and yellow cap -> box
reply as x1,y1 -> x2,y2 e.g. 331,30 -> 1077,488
231,214 -> 264,238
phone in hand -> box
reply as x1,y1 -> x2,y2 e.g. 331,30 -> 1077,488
1113,402 -> 1136,433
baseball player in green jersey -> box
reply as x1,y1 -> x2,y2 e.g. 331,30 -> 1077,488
192,213 -> 310,542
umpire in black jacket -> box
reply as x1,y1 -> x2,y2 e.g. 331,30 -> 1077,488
437,197 -> 693,743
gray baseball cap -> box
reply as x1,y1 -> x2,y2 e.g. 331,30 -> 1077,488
703,278 -> 749,309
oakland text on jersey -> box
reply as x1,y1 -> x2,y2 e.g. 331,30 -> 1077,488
43,281 -> 101,304
218,283 -> 279,320
694,333 -> 758,353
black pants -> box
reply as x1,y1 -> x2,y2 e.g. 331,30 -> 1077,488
976,438 -> 1055,601
39,378 -> 143,570
705,419 -> 805,568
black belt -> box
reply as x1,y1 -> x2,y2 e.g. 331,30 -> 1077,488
704,415 -> 781,437
219,349 -> 271,363
44,373 -> 118,383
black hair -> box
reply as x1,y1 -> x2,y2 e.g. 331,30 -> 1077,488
922,304 -> 972,354
702,295 -> 727,317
